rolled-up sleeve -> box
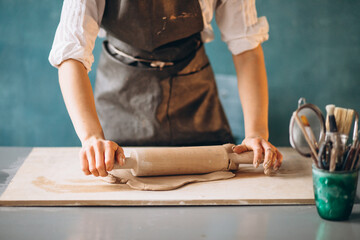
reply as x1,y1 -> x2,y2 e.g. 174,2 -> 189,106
215,0 -> 269,55
48,0 -> 105,72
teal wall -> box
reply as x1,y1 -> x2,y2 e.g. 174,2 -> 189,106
0,0 -> 359,147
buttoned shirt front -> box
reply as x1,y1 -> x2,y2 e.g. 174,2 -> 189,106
49,0 -> 269,72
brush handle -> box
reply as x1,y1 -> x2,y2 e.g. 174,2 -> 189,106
329,147 -> 337,172
352,111 -> 359,144
350,142 -> 360,170
327,132 -> 343,172
343,147 -> 355,171
293,112 -> 319,166
354,146 -> 360,170
318,141 -> 332,170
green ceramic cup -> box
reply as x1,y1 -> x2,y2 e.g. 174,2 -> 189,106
312,166 -> 359,221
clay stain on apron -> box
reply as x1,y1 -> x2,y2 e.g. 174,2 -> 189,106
158,12 -> 195,35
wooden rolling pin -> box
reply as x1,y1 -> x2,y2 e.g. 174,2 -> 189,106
113,145 -> 254,176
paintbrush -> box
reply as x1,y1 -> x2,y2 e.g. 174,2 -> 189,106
300,115 -> 318,150
334,107 -> 354,138
293,112 -> 319,167
343,112 -> 359,170
350,141 -> 360,170
325,104 -> 338,132
333,107 -> 353,170
333,107 -> 354,152
326,104 -> 341,172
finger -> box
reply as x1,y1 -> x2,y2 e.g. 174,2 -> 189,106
232,144 -> 249,154
241,138 -> 263,167
252,147 -> 263,168
115,146 -> 125,166
263,148 -> 274,169
105,141 -> 116,171
87,147 -> 99,177
79,149 -> 91,175
264,167 -> 272,175
270,150 -> 277,170
260,140 -> 274,166
273,149 -> 283,171
95,142 -> 107,177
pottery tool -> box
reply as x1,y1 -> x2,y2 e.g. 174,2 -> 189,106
349,141 -> 360,170
334,107 -> 354,144
325,105 -> 342,172
289,98 -> 326,168
300,115 -> 318,149
325,104 -> 338,132
352,142 -> 360,170
318,140 -> 331,170
329,144 -> 337,172
293,112 -> 319,167
342,111 -> 359,170
290,98 -> 360,172
112,145 -> 255,177
343,142 -> 358,170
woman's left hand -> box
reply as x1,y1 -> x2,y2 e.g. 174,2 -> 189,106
232,137 -> 283,175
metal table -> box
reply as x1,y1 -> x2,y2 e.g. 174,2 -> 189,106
0,147 -> 359,240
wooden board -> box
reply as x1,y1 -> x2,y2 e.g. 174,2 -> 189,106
0,147 -> 315,206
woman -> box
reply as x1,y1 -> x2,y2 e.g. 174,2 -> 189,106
49,0 -> 283,177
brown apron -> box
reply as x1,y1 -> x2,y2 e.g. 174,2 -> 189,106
95,0 -> 234,146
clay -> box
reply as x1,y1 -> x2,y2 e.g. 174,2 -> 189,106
102,169 -> 236,191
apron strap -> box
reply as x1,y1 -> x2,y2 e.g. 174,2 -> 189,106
107,43 -> 174,69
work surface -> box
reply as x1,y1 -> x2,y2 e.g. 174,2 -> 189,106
0,147 -> 316,206
0,147 -> 359,240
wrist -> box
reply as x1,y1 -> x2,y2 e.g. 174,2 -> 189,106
245,131 -> 269,141
81,133 -> 105,146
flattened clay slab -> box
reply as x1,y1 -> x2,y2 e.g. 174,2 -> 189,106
0,147 -> 315,206
102,170 -> 235,191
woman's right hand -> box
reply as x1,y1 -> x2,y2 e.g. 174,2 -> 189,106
58,60 -> 125,177
79,137 -> 125,177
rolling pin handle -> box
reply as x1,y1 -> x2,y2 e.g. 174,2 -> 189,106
228,152 -> 254,165
112,156 -> 136,170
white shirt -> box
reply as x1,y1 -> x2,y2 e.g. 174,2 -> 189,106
49,0 -> 269,72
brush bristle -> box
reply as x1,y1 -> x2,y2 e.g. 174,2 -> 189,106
300,115 -> 310,126
326,104 -> 335,115
335,108 -> 354,136
325,104 -> 336,131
